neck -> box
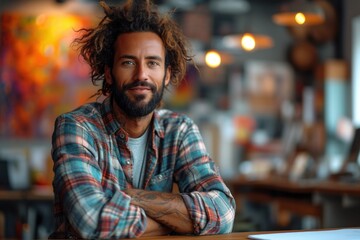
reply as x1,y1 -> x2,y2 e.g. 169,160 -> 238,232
112,98 -> 153,138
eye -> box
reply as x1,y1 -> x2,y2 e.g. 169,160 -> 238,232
148,61 -> 160,68
121,60 -> 135,67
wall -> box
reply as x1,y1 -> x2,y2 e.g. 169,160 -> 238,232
343,0 -> 360,124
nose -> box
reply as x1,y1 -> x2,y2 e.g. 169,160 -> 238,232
136,63 -> 148,81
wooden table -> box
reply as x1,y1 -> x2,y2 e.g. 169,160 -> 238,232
125,228 -> 360,240
0,187 -> 54,239
226,176 -> 360,229
126,232 -> 251,240
0,186 -> 54,201
227,175 -> 360,196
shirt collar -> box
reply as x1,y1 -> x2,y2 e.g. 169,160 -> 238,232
153,110 -> 165,139
101,96 -> 121,135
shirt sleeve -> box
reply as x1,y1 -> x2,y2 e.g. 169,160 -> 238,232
51,115 -> 147,239
175,119 -> 236,235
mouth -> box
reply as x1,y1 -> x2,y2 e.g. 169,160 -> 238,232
128,86 -> 152,94
125,81 -> 155,94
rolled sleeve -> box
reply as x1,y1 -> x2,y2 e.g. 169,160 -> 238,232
181,189 -> 235,235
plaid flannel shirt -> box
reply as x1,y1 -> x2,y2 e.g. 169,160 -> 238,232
51,96 -> 235,239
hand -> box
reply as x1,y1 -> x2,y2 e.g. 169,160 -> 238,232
142,217 -> 173,236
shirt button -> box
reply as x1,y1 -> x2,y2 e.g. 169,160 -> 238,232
126,160 -> 131,165
120,133 -> 125,139
158,174 -> 163,180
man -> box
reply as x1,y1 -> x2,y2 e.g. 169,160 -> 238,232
50,0 -> 235,238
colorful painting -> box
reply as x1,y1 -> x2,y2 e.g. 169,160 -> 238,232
164,64 -> 198,110
0,12 -> 97,138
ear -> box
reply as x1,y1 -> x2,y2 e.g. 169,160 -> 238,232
104,66 -> 113,85
165,66 -> 171,86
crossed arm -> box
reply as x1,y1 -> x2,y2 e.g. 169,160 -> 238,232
52,114 -> 235,238
124,189 -> 193,236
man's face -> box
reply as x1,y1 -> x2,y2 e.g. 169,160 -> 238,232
105,32 -> 170,118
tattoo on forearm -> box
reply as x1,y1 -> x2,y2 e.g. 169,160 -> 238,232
131,191 -> 192,232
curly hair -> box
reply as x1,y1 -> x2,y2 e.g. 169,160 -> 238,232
73,0 -> 194,97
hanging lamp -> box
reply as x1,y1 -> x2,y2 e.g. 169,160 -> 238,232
272,0 -> 325,26
222,33 -> 273,51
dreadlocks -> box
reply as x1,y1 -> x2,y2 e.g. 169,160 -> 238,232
73,0 -> 193,97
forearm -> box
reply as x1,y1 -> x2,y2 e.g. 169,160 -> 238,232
124,189 -> 193,234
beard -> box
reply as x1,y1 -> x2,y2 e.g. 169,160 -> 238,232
111,74 -> 166,118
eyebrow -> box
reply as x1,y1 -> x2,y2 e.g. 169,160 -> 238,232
119,55 -> 163,62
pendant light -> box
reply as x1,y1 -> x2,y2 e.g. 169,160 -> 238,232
220,7 -> 273,52
203,50 -> 234,68
272,0 -> 325,26
222,33 -> 273,51
205,50 -> 222,68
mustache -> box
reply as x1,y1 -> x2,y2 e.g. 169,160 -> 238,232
123,81 -> 156,92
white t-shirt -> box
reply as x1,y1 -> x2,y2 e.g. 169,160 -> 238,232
127,128 -> 149,188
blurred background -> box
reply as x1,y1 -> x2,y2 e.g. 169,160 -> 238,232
0,0 -> 360,239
